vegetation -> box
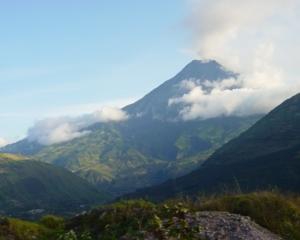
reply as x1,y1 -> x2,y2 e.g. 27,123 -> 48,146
129,94 -> 300,201
60,199 -> 204,239
0,153 -> 28,161
19,116 -> 258,198
0,153 -> 107,219
64,191 -> 300,239
0,216 -> 59,240
204,93 -> 300,166
1,191 -> 300,239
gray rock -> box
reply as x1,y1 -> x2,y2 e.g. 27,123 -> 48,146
193,211 -> 282,240
121,211 -> 282,240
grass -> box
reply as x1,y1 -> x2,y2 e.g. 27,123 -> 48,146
0,216 -> 63,240
9,218 -> 49,240
0,153 -> 28,161
0,215 -> 68,240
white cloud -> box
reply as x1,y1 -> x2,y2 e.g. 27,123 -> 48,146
44,98 -> 136,118
175,0 -> 300,120
27,107 -> 128,145
92,107 -> 129,122
187,0 -> 297,70
170,79 -> 292,120
0,138 -> 8,147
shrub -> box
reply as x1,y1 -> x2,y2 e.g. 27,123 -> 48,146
66,200 -> 203,239
40,215 -> 65,230
8,218 -> 48,240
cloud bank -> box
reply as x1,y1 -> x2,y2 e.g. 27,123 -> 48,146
175,0 -> 300,120
27,107 -> 128,145
0,138 -> 8,147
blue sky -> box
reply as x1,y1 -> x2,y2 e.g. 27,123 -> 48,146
0,1 -> 192,141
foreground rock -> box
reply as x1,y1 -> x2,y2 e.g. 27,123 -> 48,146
140,211 -> 282,240
193,211 -> 281,240
66,205 -> 282,240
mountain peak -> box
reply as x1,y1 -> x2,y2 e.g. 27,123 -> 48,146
174,59 -> 235,81
182,59 -> 221,70
123,59 -> 236,120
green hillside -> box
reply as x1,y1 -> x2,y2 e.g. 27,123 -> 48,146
127,93 -> 300,201
0,153 -> 107,219
32,116 -> 259,197
205,93 -> 300,166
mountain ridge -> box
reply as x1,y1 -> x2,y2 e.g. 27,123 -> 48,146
125,92 -> 300,201
123,60 -> 237,120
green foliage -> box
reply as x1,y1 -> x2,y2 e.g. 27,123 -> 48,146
65,199 -> 203,239
40,215 -> 65,230
0,153 -> 28,161
2,192 -> 300,239
0,217 -> 62,240
58,230 -> 78,240
0,216 -> 64,240
62,192 -> 300,240
0,217 -> 11,240
8,218 -> 48,240
58,230 -> 92,240
0,154 -> 106,219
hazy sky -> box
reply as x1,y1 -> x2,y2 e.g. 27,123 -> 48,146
0,1 -> 193,141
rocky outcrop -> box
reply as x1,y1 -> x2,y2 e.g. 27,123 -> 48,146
193,211 -> 281,240
140,211 -> 282,240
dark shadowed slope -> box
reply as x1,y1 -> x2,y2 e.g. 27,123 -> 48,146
126,93 -> 300,201
0,153 -> 107,219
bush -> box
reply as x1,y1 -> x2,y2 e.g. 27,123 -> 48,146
40,215 -> 65,230
66,200 -> 203,239
58,230 -> 94,240
8,218 -> 48,240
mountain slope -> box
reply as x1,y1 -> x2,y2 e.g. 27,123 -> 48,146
33,116 -> 258,196
2,139 -> 43,156
1,60 -> 261,197
0,153 -> 107,219
126,93 -> 300,201
204,93 -> 300,166
124,60 -> 236,120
